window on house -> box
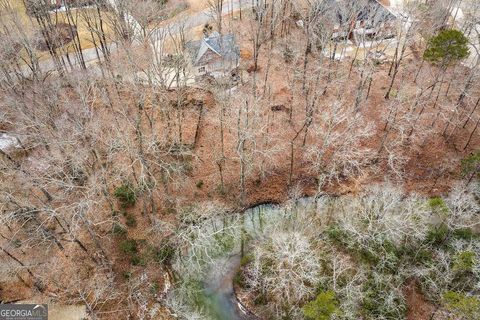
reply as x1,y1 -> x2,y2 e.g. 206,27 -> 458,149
198,67 -> 206,73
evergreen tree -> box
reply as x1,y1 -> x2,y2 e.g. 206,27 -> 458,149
423,29 -> 470,67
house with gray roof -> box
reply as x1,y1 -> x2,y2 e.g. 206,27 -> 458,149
320,0 -> 398,44
185,32 -> 240,79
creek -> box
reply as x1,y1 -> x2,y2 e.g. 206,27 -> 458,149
173,197 -> 321,319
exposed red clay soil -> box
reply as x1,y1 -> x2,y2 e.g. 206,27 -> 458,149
0,281 -> 32,303
404,279 -> 437,320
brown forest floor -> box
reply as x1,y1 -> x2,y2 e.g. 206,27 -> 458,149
1,11 -> 479,320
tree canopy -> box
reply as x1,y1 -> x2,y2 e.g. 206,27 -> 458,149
423,29 -> 470,66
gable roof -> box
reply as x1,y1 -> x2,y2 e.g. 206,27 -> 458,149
321,0 -> 397,27
357,0 -> 397,23
186,33 -> 240,66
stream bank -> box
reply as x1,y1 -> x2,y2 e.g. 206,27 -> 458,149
167,197 -> 321,319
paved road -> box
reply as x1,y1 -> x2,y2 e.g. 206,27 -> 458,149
153,0 -> 249,37
25,0 -> 250,75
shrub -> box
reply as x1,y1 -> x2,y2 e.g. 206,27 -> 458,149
196,180 -> 204,189
302,290 -> 339,320
150,282 -> 159,295
388,89 -> 398,98
233,272 -> 246,288
216,184 -> 226,195
240,254 -> 253,266
180,159 -> 193,175
427,197 -> 449,215
362,275 -> 406,319
453,251 -> 476,273
153,244 -> 176,264
453,228 -> 476,240
124,212 -> 137,228
114,184 -> 136,208
443,291 -> 480,320
253,293 -> 267,306
120,239 -> 138,255
426,223 -> 449,246
400,245 -> 433,265
356,239 -> 401,273
213,232 -> 235,254
112,222 -> 127,236
461,152 -> 480,181
359,247 -> 379,265
12,239 -> 21,248
131,255 -> 146,266
326,224 -> 350,246
283,46 -> 294,63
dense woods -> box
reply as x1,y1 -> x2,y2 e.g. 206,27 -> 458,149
0,0 -> 479,319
